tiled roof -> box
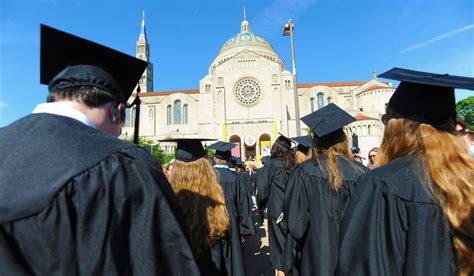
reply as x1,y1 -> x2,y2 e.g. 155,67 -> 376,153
297,81 -> 367,89
359,85 -> 393,93
355,114 -> 378,121
132,89 -> 200,97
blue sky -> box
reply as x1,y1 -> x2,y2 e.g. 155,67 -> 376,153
0,0 -> 473,126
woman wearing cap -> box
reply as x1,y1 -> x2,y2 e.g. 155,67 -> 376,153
165,138 -> 239,275
263,134 -> 296,272
336,68 -> 474,275
292,135 -> 313,165
280,103 -> 366,276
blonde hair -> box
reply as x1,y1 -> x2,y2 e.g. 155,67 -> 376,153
169,158 -> 230,257
295,148 -> 312,164
376,118 -> 474,275
313,136 -> 352,191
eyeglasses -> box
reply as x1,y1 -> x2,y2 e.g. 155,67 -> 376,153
369,155 -> 376,159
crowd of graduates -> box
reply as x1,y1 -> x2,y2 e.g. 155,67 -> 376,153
1,24 -> 473,276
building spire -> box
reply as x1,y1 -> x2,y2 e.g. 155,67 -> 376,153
140,10 -> 146,38
240,6 -> 250,33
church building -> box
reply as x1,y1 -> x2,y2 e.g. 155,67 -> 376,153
124,12 -> 395,160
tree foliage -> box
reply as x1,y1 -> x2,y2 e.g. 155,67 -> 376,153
122,137 -> 175,166
456,96 -> 474,129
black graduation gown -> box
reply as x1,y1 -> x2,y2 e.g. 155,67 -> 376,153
282,155 -> 366,275
0,114 -> 200,275
214,167 -> 255,276
336,155 -> 456,276
265,158 -> 290,269
255,165 -> 270,206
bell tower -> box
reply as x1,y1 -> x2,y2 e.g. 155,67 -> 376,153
136,11 -> 153,92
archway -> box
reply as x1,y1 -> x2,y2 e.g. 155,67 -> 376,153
229,135 -> 242,158
259,133 -> 271,156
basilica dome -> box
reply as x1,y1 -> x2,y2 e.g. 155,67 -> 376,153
217,16 -> 276,57
219,31 -> 275,55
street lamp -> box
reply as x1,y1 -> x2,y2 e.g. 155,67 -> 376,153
283,18 -> 301,136
127,85 -> 141,144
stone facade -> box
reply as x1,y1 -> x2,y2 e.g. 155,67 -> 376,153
123,16 -> 395,160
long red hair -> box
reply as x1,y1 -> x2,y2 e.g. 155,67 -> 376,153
376,118 -> 474,275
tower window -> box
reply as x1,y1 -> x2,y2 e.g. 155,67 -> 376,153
317,93 -> 324,109
167,105 -> 172,125
310,97 -> 315,113
183,104 -> 189,124
174,100 -> 182,124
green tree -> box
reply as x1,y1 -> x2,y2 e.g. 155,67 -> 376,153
456,96 -> 474,129
122,137 -> 174,165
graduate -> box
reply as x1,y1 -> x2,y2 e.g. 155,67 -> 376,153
232,156 -> 257,208
290,135 -> 313,164
255,155 -> 270,223
164,138 -> 232,275
280,104 -> 366,276
336,68 -> 474,275
0,25 -> 199,274
262,134 -> 295,271
209,141 -> 256,275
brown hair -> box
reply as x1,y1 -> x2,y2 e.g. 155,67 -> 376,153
270,142 -> 295,172
313,134 -> 352,191
169,158 -> 230,257
376,118 -> 474,275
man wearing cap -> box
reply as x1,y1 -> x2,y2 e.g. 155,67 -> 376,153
209,141 -> 256,240
336,68 -> 474,275
0,25 -> 199,275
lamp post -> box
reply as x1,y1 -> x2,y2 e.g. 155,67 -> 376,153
283,18 -> 301,136
127,85 -> 141,144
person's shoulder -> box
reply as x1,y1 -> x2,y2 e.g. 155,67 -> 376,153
360,155 -> 435,203
296,158 -> 321,177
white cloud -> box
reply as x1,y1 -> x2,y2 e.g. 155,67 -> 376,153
252,0 -> 317,37
397,24 -> 474,55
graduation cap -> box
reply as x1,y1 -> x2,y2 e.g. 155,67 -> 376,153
379,67 -> 474,130
275,132 -> 292,149
231,156 -> 246,167
209,141 -> 237,160
40,24 -> 147,103
159,138 -> 216,162
302,103 -> 355,137
290,135 -> 312,155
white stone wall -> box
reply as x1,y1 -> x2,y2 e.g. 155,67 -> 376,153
356,87 -> 395,114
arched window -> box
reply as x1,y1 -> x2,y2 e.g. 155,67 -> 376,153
174,100 -> 181,124
125,108 -> 131,127
183,104 -> 189,124
317,93 -> 324,109
327,97 -> 333,104
310,97 -> 316,112
166,105 -> 172,125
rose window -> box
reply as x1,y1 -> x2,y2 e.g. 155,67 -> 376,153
234,79 -> 262,105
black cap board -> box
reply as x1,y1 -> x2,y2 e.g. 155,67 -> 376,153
301,103 -> 356,138
351,146 -> 360,153
290,135 -> 312,154
379,67 -> 474,129
159,138 -> 216,162
231,156 -> 246,167
40,24 -> 148,102
275,133 -> 292,149
290,135 -> 312,148
209,141 -> 237,160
